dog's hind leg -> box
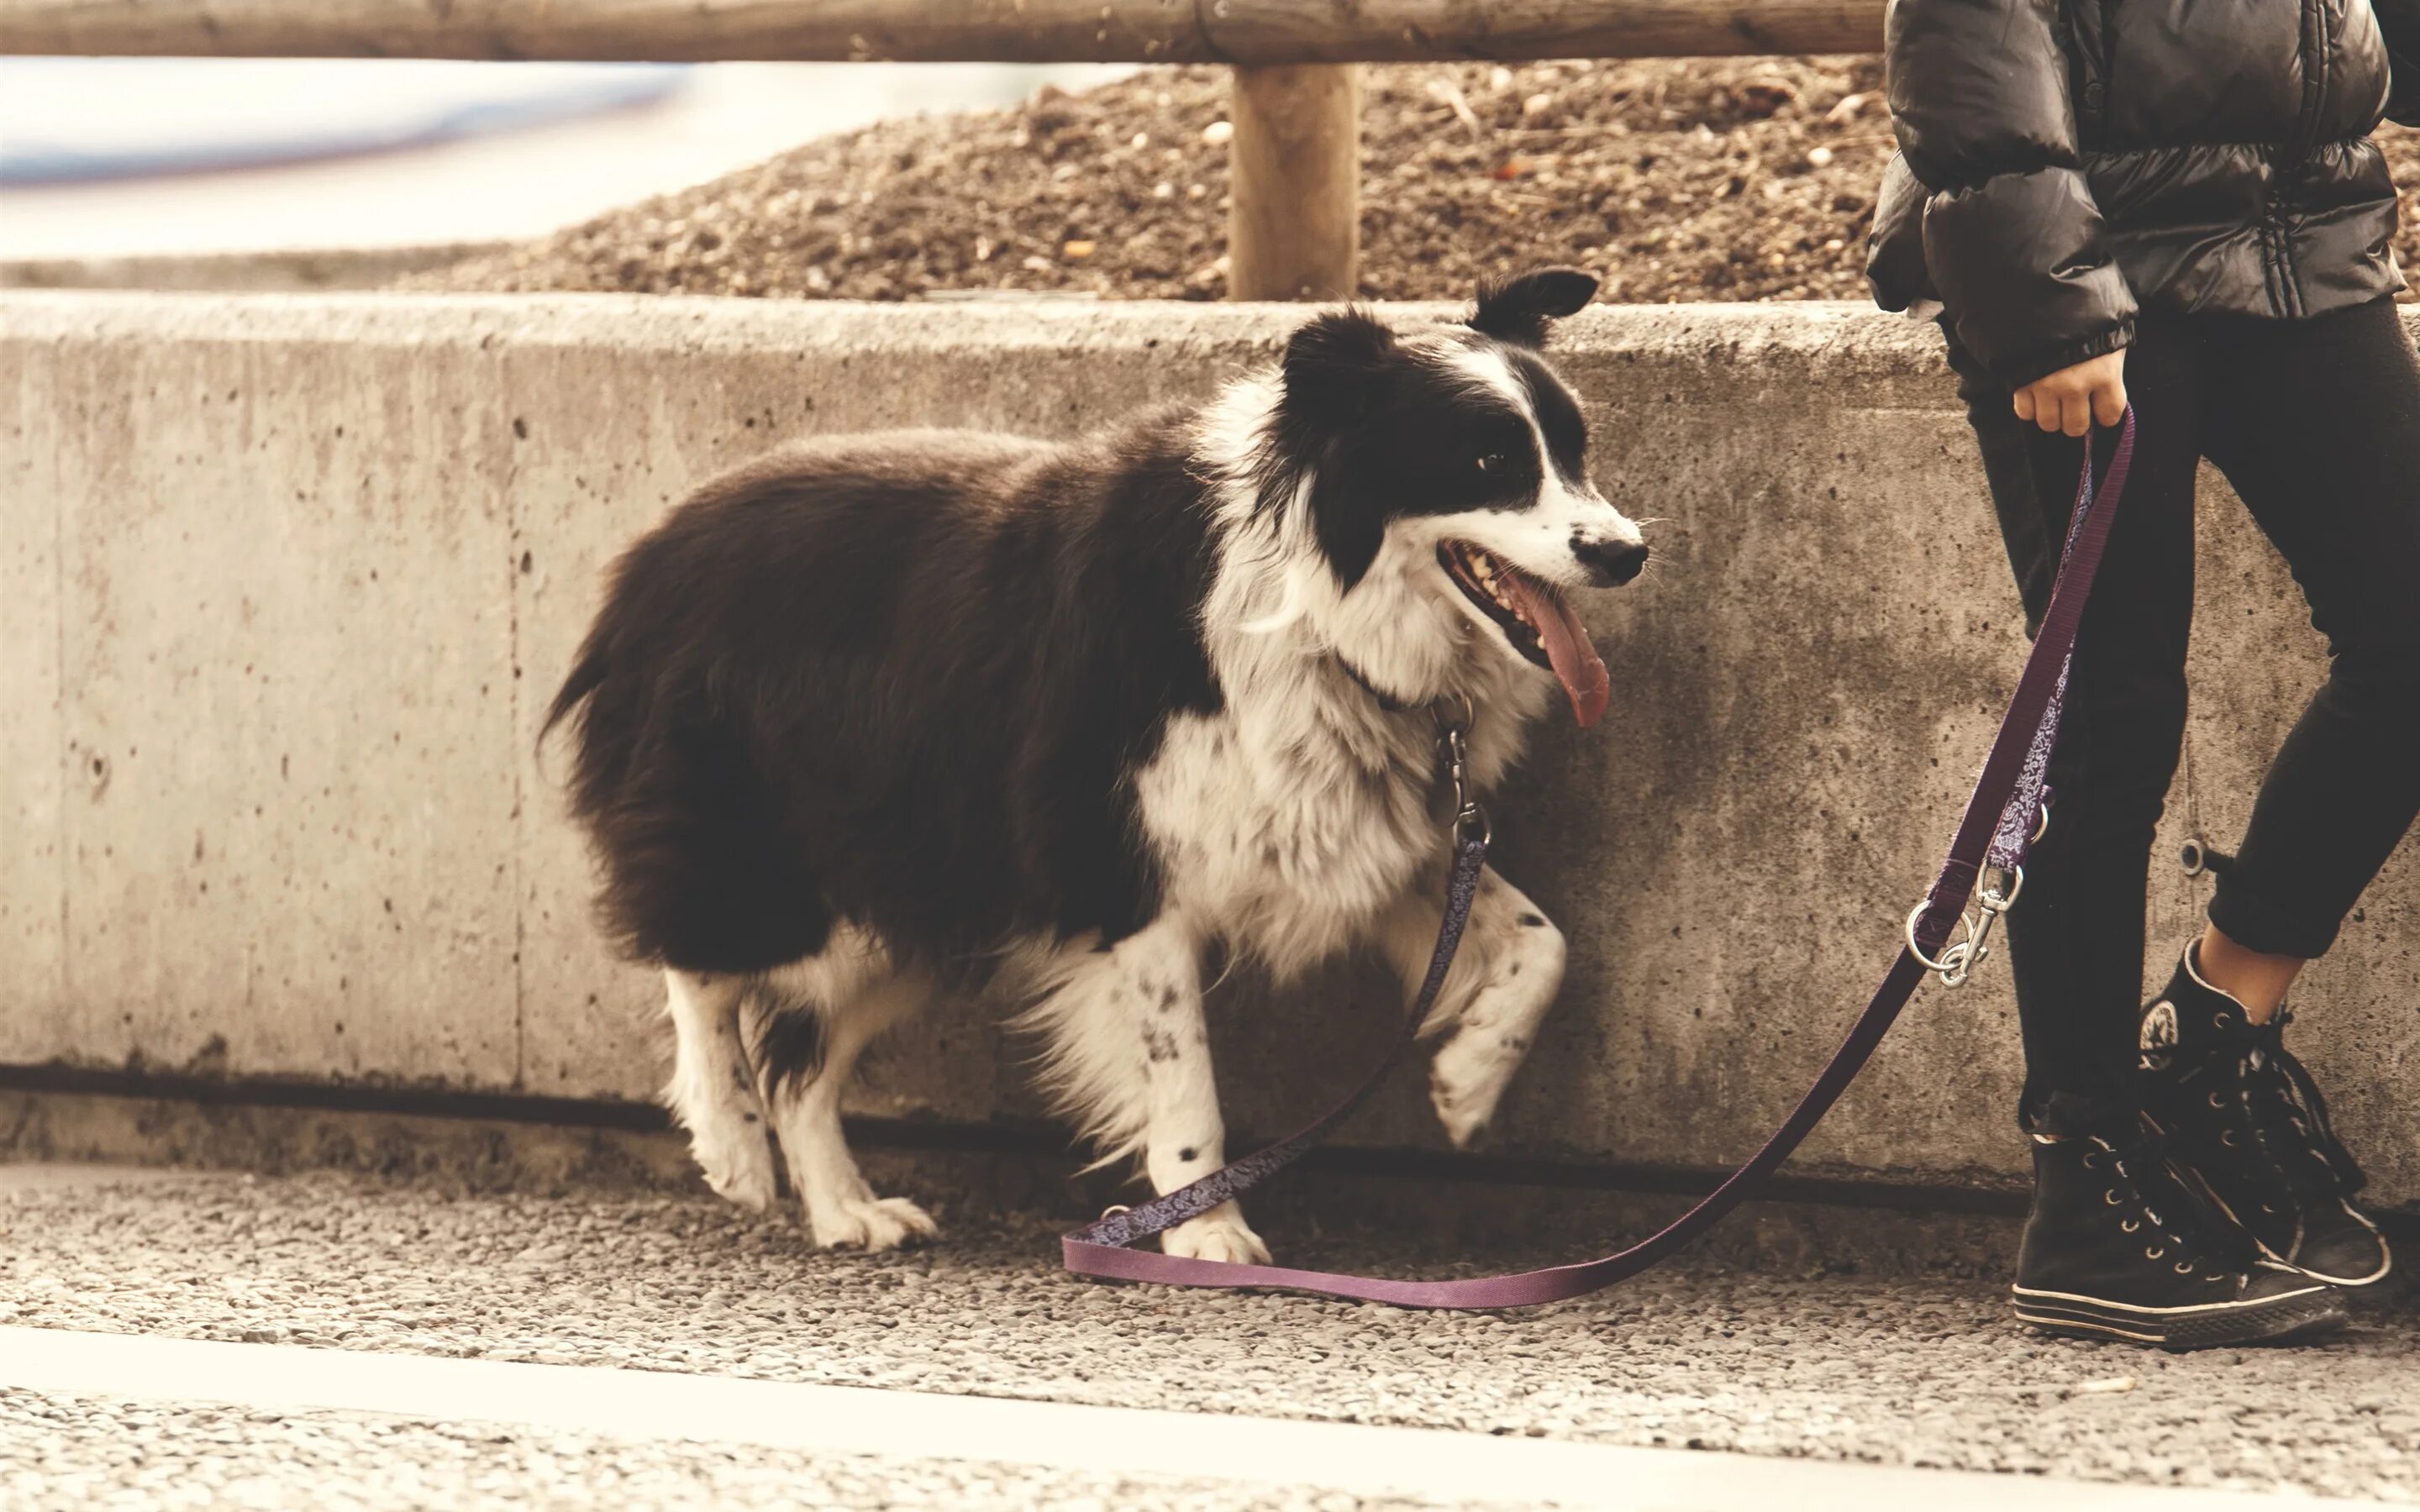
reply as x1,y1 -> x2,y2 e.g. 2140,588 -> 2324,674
663,969 -> 781,1210
1376,864 -> 1565,1148
1022,919 -> 1270,1265
755,927 -> 939,1252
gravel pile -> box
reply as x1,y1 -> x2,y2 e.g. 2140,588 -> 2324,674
415,59 -> 2419,307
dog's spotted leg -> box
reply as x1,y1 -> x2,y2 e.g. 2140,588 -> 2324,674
663,969 -> 780,1210
1377,865 -> 1565,1147
1137,942 -> 1270,1268
758,932 -> 939,1252
1024,919 -> 1270,1266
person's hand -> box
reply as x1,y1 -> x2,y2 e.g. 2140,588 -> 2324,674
2013,350 -> 2128,436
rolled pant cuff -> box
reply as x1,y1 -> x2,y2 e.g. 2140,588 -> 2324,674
2206,879 -> 2344,960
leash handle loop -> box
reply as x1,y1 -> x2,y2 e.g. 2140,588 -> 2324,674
1065,410 -> 2137,1308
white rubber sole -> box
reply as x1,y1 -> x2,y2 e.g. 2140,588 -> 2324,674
2012,1281 -> 2346,1351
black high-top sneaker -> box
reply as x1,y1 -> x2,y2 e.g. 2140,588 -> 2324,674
2139,946 -> 2393,1288
2011,1093 -> 2347,1349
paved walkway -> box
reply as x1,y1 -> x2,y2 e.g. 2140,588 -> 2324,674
3,1165 -> 2412,1508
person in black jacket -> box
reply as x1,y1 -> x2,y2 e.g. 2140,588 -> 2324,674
1870,0 -> 2420,1349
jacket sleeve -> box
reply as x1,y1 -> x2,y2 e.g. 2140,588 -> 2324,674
1865,153 -> 1936,312
1887,0 -> 2139,386
2376,0 -> 2420,123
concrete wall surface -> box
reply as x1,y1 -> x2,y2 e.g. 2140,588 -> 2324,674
4,291 -> 2413,1211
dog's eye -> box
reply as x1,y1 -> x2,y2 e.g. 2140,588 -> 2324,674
1475,452 -> 1507,472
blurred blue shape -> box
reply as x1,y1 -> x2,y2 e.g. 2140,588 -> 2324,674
0,59 -> 689,186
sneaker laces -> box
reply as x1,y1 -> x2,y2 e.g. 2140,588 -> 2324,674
2242,1011 -> 2368,1201
2089,1124 -> 2257,1278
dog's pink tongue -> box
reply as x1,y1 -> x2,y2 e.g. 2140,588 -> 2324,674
1502,574 -> 1609,728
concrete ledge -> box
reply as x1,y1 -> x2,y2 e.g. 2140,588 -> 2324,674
4,291 -> 2414,1215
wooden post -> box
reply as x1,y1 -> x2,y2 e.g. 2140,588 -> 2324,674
1227,64 -> 1359,302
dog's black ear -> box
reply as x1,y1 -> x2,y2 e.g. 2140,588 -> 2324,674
1467,267 -> 1601,347
1279,307 -> 1399,424
1270,309 -> 1398,592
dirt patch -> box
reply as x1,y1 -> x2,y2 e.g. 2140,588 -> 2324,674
413,58 -> 2417,307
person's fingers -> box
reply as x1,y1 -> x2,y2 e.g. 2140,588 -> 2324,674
2061,389 -> 2092,436
2036,389 -> 2070,433
2012,386 -> 2038,423
2092,381 -> 2128,428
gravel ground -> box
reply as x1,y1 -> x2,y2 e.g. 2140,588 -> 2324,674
3,1169 -> 2414,1502
0,1388 -> 1486,1512
408,59 -> 2420,307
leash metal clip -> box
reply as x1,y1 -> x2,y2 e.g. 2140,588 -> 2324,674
1904,863 -> 2023,989
1906,786 -> 2045,988
1435,696 -> 1491,848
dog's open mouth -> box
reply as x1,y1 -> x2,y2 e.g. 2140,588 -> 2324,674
1439,542 -> 1611,727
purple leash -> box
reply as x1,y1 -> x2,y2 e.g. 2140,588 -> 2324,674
1065,412 -> 2139,1308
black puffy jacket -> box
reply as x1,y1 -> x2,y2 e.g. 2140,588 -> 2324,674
1868,0 -> 2420,386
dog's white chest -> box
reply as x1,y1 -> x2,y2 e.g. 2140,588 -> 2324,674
1135,709 -> 1444,979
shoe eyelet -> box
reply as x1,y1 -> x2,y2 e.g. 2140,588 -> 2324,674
2145,1247 -> 2165,1259
2122,1219 -> 2141,1233
2214,1013 -> 2230,1028
2081,1152 -> 2098,1169
2221,1131 -> 2238,1147
2104,1189 -> 2122,1205
2175,1261 -> 2194,1273
2208,1091 -> 2226,1109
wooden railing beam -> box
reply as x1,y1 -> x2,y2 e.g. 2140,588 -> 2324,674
0,0 -> 1887,62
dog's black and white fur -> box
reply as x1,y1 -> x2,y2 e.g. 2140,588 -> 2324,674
546,270 -> 1649,1262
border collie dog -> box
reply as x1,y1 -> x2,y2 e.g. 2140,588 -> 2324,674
546,270 -> 1649,1263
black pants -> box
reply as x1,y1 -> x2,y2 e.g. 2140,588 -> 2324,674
1945,296 -> 2420,1111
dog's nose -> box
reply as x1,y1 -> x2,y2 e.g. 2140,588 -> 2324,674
1573,537 -> 1649,587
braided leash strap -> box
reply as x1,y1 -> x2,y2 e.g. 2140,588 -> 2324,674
1065,412 -> 2138,1308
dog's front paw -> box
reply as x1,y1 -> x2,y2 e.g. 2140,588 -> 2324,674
1428,1030 -> 1524,1148
690,1125 -> 781,1212
808,1194 -> 939,1252
1162,1202 -> 1271,1265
